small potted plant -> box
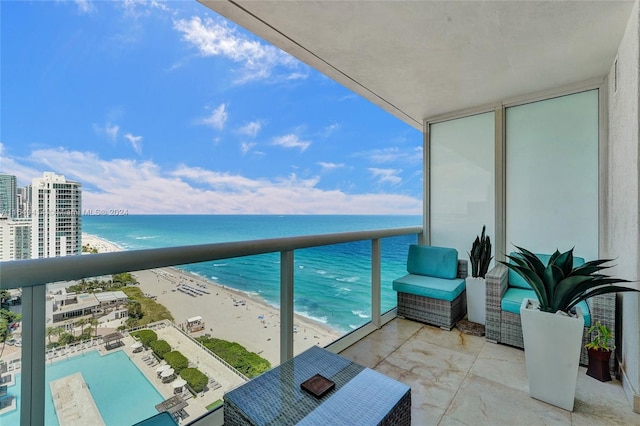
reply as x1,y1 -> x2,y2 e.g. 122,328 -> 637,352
466,225 -> 492,324
584,321 -> 614,382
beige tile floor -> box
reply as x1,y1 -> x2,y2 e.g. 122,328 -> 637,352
339,318 -> 640,425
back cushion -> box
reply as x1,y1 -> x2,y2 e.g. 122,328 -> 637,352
407,245 -> 458,279
509,252 -> 586,289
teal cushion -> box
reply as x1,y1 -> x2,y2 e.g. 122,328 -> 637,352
392,274 -> 465,302
501,288 -> 591,326
407,245 -> 458,279
501,288 -> 537,314
509,252 -> 586,289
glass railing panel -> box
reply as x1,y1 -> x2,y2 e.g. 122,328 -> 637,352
293,241 -> 372,356
1,286 -> 23,426
380,235 -> 416,315
35,262 -> 280,425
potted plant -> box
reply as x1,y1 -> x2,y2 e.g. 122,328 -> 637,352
501,246 -> 637,411
466,225 -> 492,324
584,321 -> 614,382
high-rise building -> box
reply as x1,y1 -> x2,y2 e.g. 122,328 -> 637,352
0,217 -> 32,260
0,174 -> 17,218
31,172 -> 82,258
17,185 -> 32,218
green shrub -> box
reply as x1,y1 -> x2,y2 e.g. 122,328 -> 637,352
180,368 -> 208,393
164,351 -> 189,373
130,329 -> 157,347
150,339 -> 171,359
197,337 -> 271,378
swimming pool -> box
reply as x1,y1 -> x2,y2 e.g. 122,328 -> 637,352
1,350 -> 165,425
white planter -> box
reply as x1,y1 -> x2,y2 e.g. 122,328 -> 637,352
520,298 -> 583,411
465,277 -> 486,325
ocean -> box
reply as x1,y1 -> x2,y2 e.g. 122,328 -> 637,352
82,215 -> 421,333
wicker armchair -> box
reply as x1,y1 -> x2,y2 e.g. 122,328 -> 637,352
485,263 -> 616,368
395,258 -> 468,330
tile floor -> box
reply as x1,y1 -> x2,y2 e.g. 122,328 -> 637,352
339,318 -> 639,425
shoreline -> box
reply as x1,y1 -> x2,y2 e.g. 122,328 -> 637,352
82,233 -> 341,365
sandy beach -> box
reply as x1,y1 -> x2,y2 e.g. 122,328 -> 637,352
82,233 -> 341,366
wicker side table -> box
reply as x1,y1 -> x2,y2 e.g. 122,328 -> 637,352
224,346 -> 411,425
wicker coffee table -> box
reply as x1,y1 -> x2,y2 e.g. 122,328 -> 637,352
224,345 -> 411,425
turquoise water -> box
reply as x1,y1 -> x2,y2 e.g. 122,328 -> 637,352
1,351 -> 164,426
83,215 -> 421,332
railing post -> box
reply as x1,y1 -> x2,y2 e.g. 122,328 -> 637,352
371,239 -> 382,329
20,284 -> 46,426
280,250 -> 294,364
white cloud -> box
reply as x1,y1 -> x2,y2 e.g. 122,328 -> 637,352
322,122 -> 340,138
356,146 -> 423,164
74,0 -> 95,14
318,162 -> 344,171
101,122 -> 120,141
122,0 -> 170,17
238,121 -> 261,138
369,168 -> 402,185
241,142 -> 256,155
124,133 -> 143,154
200,104 -> 228,130
1,147 -> 421,214
173,16 -> 305,84
272,134 -> 311,152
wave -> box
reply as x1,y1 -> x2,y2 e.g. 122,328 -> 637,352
339,287 -> 352,292
316,270 -> 327,275
212,263 -> 227,267
132,235 -> 159,240
210,276 -> 218,281
296,311 -> 329,324
351,310 -> 370,319
336,276 -> 360,283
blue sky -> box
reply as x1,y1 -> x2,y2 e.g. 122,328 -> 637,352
1,0 -> 422,214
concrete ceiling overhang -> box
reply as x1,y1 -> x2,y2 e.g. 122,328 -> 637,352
199,1 -> 635,130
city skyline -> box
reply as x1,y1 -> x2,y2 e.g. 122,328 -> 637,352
1,1 -> 422,215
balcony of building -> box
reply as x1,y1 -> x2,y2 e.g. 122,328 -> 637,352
2,224 -> 640,425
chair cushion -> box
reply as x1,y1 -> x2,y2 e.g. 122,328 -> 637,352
407,245 -> 458,279
501,287 -> 591,326
509,252 -> 586,289
392,274 -> 465,302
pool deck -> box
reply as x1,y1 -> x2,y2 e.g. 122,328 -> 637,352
50,372 -> 105,426
121,324 -> 246,423
2,322 -> 247,425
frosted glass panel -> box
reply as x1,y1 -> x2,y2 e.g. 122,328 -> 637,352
430,112 -> 495,265
506,90 -> 598,260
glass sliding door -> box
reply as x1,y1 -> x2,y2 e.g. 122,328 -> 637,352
430,111 -> 495,261
505,90 -> 598,260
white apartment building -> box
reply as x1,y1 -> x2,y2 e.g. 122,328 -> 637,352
0,217 -> 32,261
31,172 -> 82,258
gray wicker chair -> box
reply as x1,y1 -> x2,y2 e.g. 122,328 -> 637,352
485,263 -> 615,368
396,259 -> 468,330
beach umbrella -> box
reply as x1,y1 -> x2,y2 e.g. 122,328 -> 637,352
172,378 -> 187,389
161,368 -> 175,378
156,364 -> 171,373
131,342 -> 143,350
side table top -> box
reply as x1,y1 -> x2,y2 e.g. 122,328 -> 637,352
224,345 -> 410,425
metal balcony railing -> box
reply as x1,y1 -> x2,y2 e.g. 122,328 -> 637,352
0,226 -> 422,426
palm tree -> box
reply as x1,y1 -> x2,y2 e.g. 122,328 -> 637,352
90,318 -> 99,337
46,326 -> 55,344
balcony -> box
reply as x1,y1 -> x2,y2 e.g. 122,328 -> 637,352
2,226 -> 638,425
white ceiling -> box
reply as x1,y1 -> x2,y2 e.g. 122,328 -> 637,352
199,1 -> 635,130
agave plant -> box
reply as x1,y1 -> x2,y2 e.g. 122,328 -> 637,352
468,225 -> 492,278
501,246 -> 637,314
